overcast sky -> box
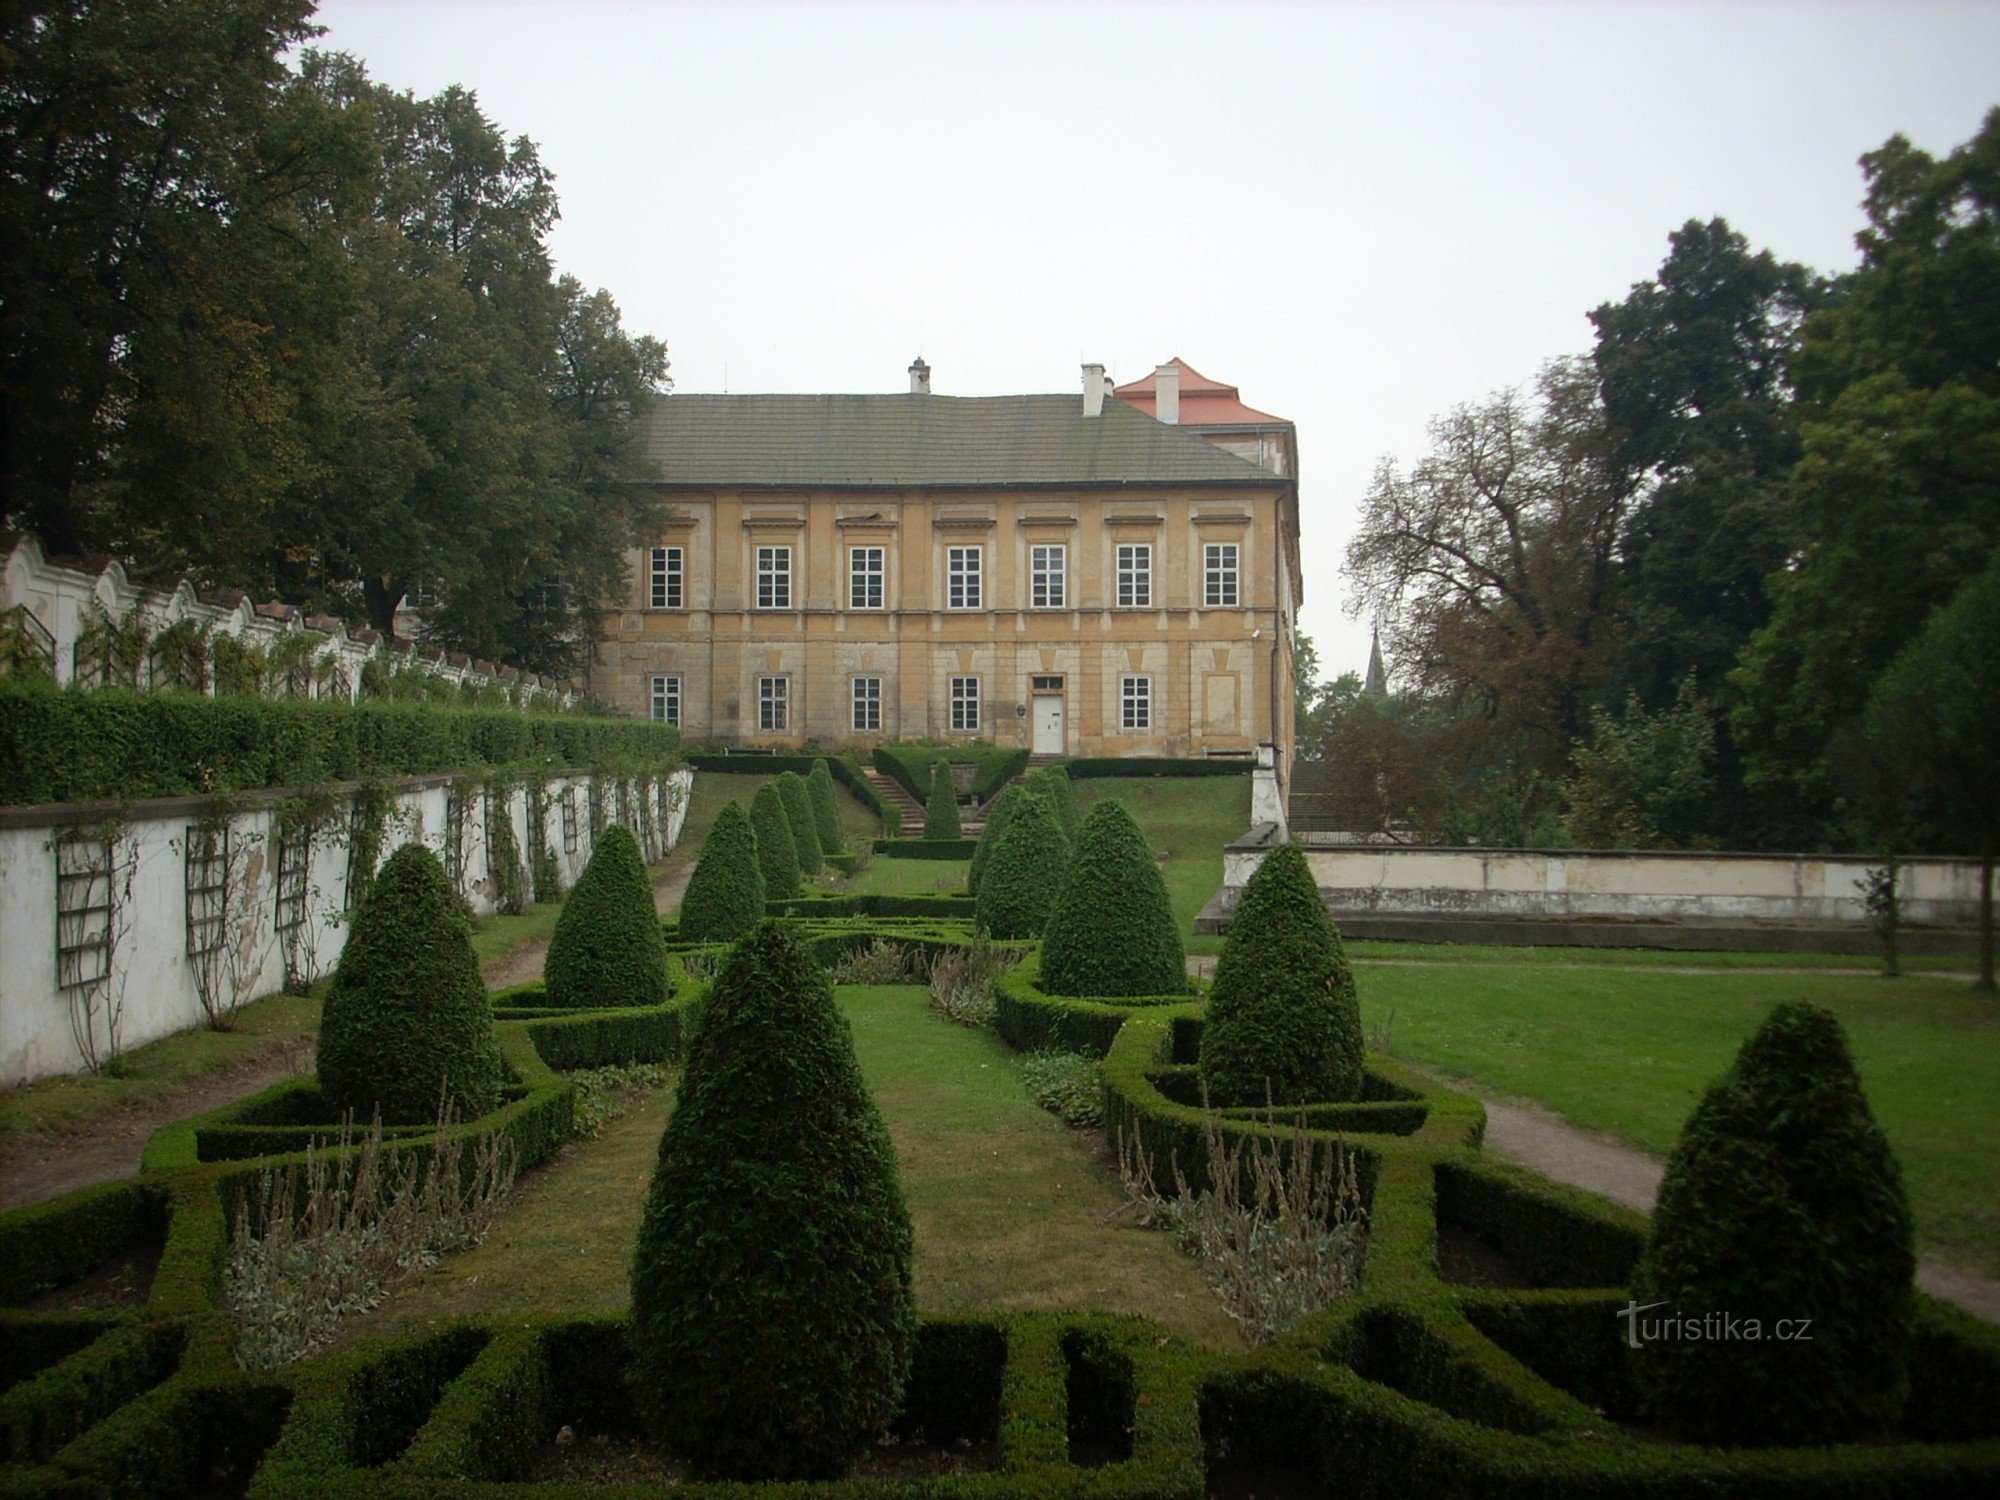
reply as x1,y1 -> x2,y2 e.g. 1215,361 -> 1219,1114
311,0 -> 2000,680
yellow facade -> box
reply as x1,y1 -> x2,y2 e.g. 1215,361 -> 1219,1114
593,484 -> 1296,758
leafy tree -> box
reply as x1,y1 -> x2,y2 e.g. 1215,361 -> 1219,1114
807,760 -> 847,856
1560,674 -> 1717,849
1200,843 -> 1362,1106
675,800 -> 766,943
1343,358 -> 1629,764
922,761 -> 961,839
749,782 -> 800,899
1632,1002 -> 1914,1446
629,922 -> 914,1480
973,792 -> 1069,939
1864,556 -> 2000,990
316,842 -> 502,1124
775,771 -> 823,877
1734,111 -> 2000,817
1040,800 -> 1187,997
543,824 -> 667,1008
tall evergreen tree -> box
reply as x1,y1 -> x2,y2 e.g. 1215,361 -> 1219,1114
749,782 -> 801,899
776,771 -> 824,877
676,801 -> 766,943
807,760 -> 847,856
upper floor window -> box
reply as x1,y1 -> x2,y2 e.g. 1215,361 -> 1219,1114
950,676 -> 981,731
756,546 -> 792,609
850,546 -> 885,610
1117,544 -> 1152,608
1030,545 -> 1066,609
947,546 -> 982,609
758,675 -> 789,731
650,546 -> 683,610
1121,674 -> 1152,730
852,676 -> 882,731
651,674 -> 681,727
1204,543 -> 1240,607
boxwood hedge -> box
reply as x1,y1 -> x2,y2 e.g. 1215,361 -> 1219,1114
542,824 -> 669,1010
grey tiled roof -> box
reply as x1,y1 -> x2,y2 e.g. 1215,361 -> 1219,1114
629,394 -> 1284,489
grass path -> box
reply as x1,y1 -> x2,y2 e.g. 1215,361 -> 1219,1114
342,984 -> 1238,1350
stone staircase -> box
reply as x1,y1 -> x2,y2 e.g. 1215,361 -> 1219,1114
862,768 -> 924,838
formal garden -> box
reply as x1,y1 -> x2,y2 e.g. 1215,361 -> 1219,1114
3,756 -> 1998,1498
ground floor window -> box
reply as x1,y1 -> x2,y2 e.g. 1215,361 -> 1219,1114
950,676 -> 980,732
650,674 -> 681,726
1121,674 -> 1152,730
853,676 -> 882,731
758,675 -> 789,732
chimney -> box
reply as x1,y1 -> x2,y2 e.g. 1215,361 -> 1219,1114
1081,362 -> 1106,418
1154,361 -> 1180,425
908,357 -> 931,395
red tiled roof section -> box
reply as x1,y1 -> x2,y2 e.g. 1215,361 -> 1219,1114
1113,358 -> 1290,427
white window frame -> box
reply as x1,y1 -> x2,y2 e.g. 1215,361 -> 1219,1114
649,546 -> 683,610
650,673 -> 681,727
950,676 -> 981,732
1030,544 -> 1066,609
852,676 -> 882,731
946,546 -> 982,610
757,675 -> 789,731
1117,543 -> 1152,608
1204,543 -> 1240,607
849,546 -> 885,610
756,545 -> 792,610
1120,674 -> 1152,731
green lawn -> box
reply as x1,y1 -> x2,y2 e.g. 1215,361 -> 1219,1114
844,856 -> 972,897
1357,954 -> 2000,1274
1347,940 -> 1976,974
341,983 -> 1236,1348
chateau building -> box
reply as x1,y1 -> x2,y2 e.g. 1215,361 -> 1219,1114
590,360 -> 1301,761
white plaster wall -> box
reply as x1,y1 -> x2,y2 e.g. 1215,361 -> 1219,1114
0,767 -> 692,1088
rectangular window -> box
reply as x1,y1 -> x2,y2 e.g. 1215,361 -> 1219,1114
274,831 -> 309,934
756,545 -> 792,609
1030,544 -> 1066,608
650,674 -> 681,727
849,546 -> 885,610
852,676 -> 882,731
758,675 -> 789,731
1117,543 -> 1153,607
950,676 -> 981,732
1205,543 -> 1240,607
1030,674 -> 1064,692
55,833 -> 114,992
946,546 -> 982,609
649,546 -> 683,609
185,824 -> 230,958
1121,675 -> 1153,731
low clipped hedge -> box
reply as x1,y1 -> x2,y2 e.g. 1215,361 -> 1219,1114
871,744 -> 1028,806
0,679 -> 679,807
872,837 -> 977,859
766,892 -> 973,919
1059,756 -> 1252,779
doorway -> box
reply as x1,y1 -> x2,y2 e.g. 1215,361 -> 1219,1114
1031,675 -> 1065,754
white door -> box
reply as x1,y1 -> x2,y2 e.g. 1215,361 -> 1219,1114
1033,695 -> 1064,754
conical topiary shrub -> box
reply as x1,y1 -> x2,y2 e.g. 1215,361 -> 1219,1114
675,801 -> 766,943
749,782 -> 801,899
776,771 -> 824,877
1039,800 -> 1187,997
316,843 -> 502,1125
1199,842 -> 1361,1105
543,824 -> 668,1009
1031,765 -> 1079,840
974,791 -> 1070,939
807,760 -> 847,856
1631,1001 -> 1915,1447
629,922 -> 915,1480
923,760 -> 961,839
967,782 -> 1027,896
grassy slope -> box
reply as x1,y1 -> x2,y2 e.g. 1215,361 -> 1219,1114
1358,955 -> 2000,1274
1074,776 -> 1250,955
343,983 -> 1237,1348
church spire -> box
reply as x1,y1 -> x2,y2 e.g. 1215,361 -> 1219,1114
1364,627 -> 1388,698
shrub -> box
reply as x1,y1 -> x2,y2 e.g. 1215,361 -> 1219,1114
675,800 -> 765,942
776,770 -> 825,876
1029,764 -> 1080,839
973,791 -> 1069,939
829,938 -> 924,984
1631,1001 -> 1916,1446
749,782 -> 802,899
629,923 -> 915,1480
543,825 -> 668,1010
808,759 -> 848,855
1040,800 -> 1188,997
928,933 -> 1016,1028
923,760 -> 962,839
967,782 -> 1026,896
316,843 -> 503,1125
1199,843 -> 1362,1106
1020,1050 -> 1104,1128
